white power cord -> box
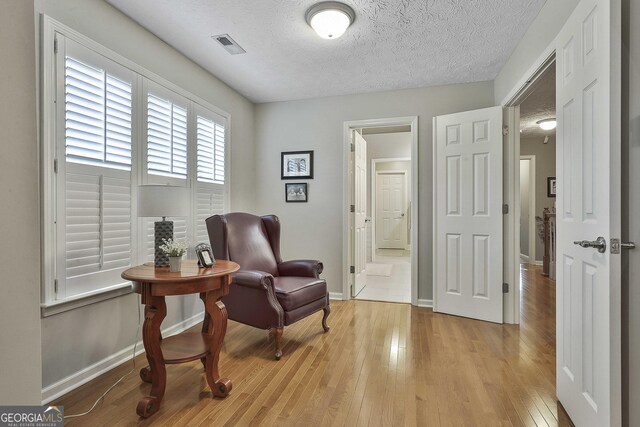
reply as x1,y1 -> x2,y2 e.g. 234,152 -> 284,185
64,295 -> 142,419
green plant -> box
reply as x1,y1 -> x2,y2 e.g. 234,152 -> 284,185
159,238 -> 188,257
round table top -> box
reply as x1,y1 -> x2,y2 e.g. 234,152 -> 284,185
121,259 -> 239,283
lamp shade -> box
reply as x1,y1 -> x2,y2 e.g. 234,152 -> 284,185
306,2 -> 355,39
137,185 -> 189,218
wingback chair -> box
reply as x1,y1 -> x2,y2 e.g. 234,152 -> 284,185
206,212 -> 330,360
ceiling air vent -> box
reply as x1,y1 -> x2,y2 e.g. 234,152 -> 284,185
212,34 -> 246,55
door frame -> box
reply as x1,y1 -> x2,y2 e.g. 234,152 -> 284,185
501,47 -> 556,324
342,117 -> 419,306
371,157 -> 411,260
519,155 -> 536,263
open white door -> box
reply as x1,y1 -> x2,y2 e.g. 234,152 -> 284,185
353,131 -> 367,296
434,106 -> 503,323
555,0 -> 621,425
375,172 -> 407,249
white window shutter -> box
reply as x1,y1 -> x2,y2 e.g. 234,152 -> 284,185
195,188 -> 225,246
64,57 -> 132,170
64,169 -> 132,297
196,114 -> 225,184
147,93 -> 188,179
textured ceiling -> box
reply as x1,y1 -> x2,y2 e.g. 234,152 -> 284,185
519,66 -> 555,140
106,0 -> 547,103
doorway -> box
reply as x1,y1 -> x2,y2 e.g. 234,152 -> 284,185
514,64 -> 557,292
342,117 -> 418,305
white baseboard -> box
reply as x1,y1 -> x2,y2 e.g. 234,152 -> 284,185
519,253 -> 530,263
329,292 -> 344,300
534,260 -> 543,266
41,311 -> 204,404
417,299 -> 433,308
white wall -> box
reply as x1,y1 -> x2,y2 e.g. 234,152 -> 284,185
623,0 -> 640,425
254,82 -> 495,300
494,0 -> 579,104
33,0 -> 256,394
520,136 -> 556,262
519,159 -> 531,258
0,0 -> 43,405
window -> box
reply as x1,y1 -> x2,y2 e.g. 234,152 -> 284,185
64,57 -> 132,170
44,22 -> 230,308
146,92 -> 188,179
194,107 -> 227,246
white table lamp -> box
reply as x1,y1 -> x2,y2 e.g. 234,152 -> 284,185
138,185 -> 189,267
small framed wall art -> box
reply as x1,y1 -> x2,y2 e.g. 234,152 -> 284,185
547,177 -> 557,197
281,150 -> 314,179
285,183 -> 308,203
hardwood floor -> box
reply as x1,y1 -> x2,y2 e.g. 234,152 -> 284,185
55,264 -> 573,426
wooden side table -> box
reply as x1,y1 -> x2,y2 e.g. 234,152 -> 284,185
121,259 -> 240,418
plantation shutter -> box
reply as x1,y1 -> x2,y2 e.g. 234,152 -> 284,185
56,38 -> 135,299
195,108 -> 227,246
196,113 -> 226,185
146,89 -> 188,179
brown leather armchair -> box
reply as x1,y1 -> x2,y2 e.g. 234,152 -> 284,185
206,212 -> 330,360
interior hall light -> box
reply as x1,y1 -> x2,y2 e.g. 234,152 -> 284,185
537,118 -> 557,131
306,2 -> 355,39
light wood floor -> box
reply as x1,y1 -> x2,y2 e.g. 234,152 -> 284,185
56,264 -> 573,426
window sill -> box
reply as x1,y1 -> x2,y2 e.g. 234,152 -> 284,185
41,283 -> 133,317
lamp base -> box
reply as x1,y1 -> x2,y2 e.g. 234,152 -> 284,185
155,220 -> 173,267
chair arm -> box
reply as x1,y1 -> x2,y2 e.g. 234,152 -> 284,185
232,270 -> 275,291
278,260 -> 324,278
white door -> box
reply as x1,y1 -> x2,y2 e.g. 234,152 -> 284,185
353,131 -> 367,296
376,172 -> 407,249
555,0 -> 621,425
433,106 -> 503,323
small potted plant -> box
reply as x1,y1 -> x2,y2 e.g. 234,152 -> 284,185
159,238 -> 189,272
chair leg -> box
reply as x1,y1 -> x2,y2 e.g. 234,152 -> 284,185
273,327 -> 284,360
322,306 -> 331,332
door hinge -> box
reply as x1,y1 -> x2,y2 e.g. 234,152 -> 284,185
53,158 -> 58,174
350,204 -> 355,213
502,283 -> 509,293
350,143 -> 355,152
350,265 -> 355,274
503,204 -> 509,214
54,36 -> 58,54
502,126 -> 509,136
54,279 -> 59,293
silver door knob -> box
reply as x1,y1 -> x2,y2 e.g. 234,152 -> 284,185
573,236 -> 607,253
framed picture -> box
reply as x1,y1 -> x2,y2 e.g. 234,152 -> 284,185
195,243 -> 215,267
281,150 -> 314,179
547,177 -> 557,198
285,183 -> 308,203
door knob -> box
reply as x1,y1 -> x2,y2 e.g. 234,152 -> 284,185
573,236 -> 607,253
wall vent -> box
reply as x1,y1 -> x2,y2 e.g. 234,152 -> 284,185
212,34 -> 246,55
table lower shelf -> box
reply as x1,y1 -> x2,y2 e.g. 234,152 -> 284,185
161,332 -> 207,364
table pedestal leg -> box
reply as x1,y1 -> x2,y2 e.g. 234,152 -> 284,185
201,292 -> 232,398
137,295 -> 167,418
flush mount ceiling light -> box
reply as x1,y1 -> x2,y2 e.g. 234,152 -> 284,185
537,118 -> 557,131
305,1 -> 355,39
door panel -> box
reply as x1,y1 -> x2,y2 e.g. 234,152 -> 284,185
555,0 -> 621,425
353,131 -> 367,296
434,106 -> 503,323
376,173 -> 407,249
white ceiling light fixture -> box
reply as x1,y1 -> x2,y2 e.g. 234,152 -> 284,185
537,118 -> 557,131
305,1 -> 355,40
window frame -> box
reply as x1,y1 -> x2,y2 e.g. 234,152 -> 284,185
41,16 -> 231,315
